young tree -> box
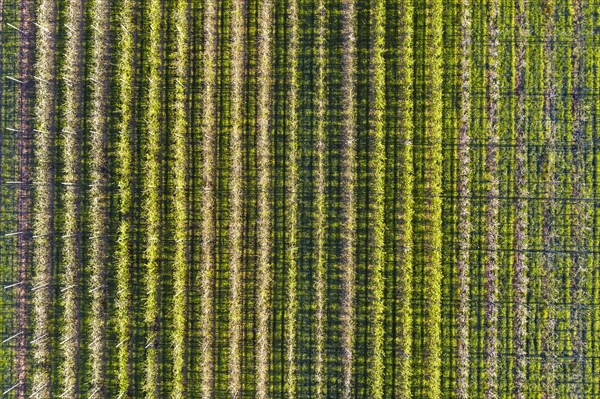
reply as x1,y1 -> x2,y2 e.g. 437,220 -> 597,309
172,0 -> 190,397
88,0 -> 111,394
31,0 -> 57,396
312,0 -> 325,397
286,0 -> 300,397
115,0 -> 137,396
340,1 -> 357,397
143,0 -> 164,395
16,0 -> 36,397
455,0 -> 471,397
368,0 -> 386,397
483,1 -> 500,397
228,0 -> 245,396
60,0 -> 84,396
568,1 -> 594,396
540,1 -> 557,396
512,0 -> 529,397
255,0 -> 273,397
199,0 -> 217,397
420,1 -> 444,397
396,1 -> 414,398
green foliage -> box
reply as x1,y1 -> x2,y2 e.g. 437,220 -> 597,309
286,0 -> 300,397
456,1 -> 471,398
227,0 -> 244,396
199,0 -> 217,397
311,10 -> 325,399
367,1 -> 385,398
395,1 -> 414,397
340,1 -> 357,397
171,0 -> 190,397
88,0 -> 110,394
415,1 -> 444,397
115,0 -> 136,396
31,0 -> 57,396
483,1 -> 500,397
255,1 -> 272,397
2,0 -> 600,398
539,4 -> 557,397
143,0 -> 163,396
512,1 -> 529,397
60,0 -> 85,396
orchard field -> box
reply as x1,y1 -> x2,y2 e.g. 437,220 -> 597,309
0,0 -> 600,398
